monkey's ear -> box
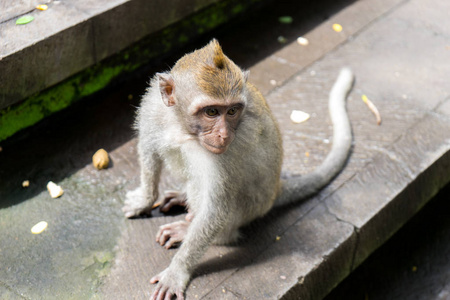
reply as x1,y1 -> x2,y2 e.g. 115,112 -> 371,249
243,70 -> 250,82
157,72 -> 176,107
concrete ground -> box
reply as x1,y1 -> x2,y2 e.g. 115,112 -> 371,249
1,0 -> 450,299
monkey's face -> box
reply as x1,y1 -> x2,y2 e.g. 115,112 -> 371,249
192,103 -> 244,154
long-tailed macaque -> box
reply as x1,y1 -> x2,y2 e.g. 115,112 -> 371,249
122,39 -> 354,299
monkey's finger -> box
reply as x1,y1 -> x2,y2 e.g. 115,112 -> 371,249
176,291 -> 185,300
158,230 -> 172,246
164,238 -> 180,249
158,286 -> 170,300
150,285 -> 160,300
155,225 -> 168,242
150,274 -> 160,284
185,212 -> 194,222
164,291 -> 174,300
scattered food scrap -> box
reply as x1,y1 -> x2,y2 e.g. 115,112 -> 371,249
297,37 -> 309,46
152,202 -> 161,209
31,221 -> 48,234
276,235 -> 281,241
362,94 -> 382,125
16,15 -> 34,25
332,23 -> 343,32
22,180 -> 30,188
47,181 -> 64,198
278,16 -> 293,24
290,110 -> 310,124
36,4 -> 48,10
270,79 -> 277,86
92,148 -> 110,170
280,275 -> 286,280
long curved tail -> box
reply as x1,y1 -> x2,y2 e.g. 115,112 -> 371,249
275,68 -> 354,207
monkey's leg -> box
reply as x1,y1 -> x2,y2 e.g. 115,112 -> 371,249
160,190 -> 187,213
122,153 -> 162,218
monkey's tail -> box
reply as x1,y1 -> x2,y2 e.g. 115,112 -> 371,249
275,68 -> 354,207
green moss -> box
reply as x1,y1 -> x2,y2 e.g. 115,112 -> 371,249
0,0 -> 266,142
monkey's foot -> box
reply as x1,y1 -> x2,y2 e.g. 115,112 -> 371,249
150,266 -> 189,300
122,187 -> 153,218
160,190 -> 187,213
156,220 -> 190,249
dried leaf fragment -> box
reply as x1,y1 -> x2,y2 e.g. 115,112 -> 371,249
47,181 -> 64,198
362,94 -> 382,125
290,110 -> 310,123
93,149 -> 110,170
36,4 -> 48,10
332,23 -> 343,32
31,221 -> 48,234
16,15 -> 34,25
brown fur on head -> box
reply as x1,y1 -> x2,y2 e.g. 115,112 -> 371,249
172,39 -> 247,100
197,39 -> 246,99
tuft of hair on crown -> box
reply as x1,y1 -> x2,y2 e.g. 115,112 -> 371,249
210,39 -> 226,70
198,39 -> 244,99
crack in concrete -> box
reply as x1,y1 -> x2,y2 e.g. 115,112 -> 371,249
323,202 -> 360,274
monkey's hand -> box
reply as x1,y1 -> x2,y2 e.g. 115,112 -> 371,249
156,220 -> 190,249
150,265 -> 189,300
122,187 -> 154,218
160,190 -> 188,213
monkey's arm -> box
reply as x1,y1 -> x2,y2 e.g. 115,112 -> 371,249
122,152 -> 162,218
276,68 -> 354,206
150,202 -> 226,299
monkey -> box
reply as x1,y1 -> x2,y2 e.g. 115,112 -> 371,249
122,39 -> 354,300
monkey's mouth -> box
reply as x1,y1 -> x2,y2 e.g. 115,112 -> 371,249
202,142 -> 229,154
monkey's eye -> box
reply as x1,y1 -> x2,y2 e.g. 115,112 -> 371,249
227,107 -> 238,116
205,108 -> 219,117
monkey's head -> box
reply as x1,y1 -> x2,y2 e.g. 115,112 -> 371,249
157,39 -> 249,155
